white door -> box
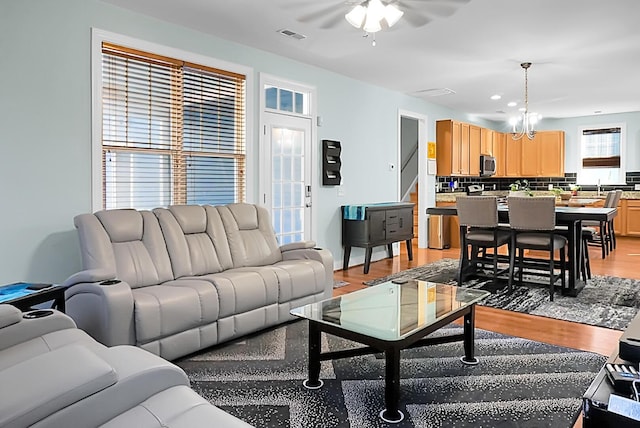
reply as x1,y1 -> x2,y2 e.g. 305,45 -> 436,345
262,112 -> 312,244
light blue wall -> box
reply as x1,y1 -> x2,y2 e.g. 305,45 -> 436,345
0,0 -> 527,283
539,112 -> 640,174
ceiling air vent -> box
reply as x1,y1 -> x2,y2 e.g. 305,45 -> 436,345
277,29 -> 307,41
413,88 -> 456,97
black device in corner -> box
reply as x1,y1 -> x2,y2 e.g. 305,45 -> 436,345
605,363 -> 640,394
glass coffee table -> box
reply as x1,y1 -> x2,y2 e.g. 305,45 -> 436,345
290,279 -> 490,423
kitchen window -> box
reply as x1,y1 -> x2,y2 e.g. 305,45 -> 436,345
99,41 -> 246,210
576,124 -> 626,185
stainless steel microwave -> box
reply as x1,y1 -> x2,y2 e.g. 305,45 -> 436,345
480,155 -> 496,176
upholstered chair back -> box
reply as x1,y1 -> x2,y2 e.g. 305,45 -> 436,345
74,209 -> 174,288
507,196 -> 556,231
217,204 -> 282,268
154,205 -> 234,278
456,196 -> 499,228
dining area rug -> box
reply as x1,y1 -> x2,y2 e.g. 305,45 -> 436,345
177,319 -> 605,428
363,258 -> 640,330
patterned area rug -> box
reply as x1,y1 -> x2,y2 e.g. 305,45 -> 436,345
177,320 -> 605,428
363,258 -> 640,330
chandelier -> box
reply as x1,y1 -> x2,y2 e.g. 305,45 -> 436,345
510,62 -> 539,140
345,0 -> 404,43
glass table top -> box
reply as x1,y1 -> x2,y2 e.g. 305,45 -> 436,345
290,280 -> 490,341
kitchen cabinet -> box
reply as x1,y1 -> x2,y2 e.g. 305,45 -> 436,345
505,135 -> 522,176
520,131 -> 565,177
626,200 -> 640,237
481,127 -> 494,155
436,120 -> 461,176
493,132 -> 506,177
460,123 -> 470,175
469,125 -> 481,176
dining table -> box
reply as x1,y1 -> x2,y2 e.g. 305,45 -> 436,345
555,197 -> 601,207
426,204 -> 618,297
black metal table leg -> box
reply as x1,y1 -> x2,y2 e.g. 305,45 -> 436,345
461,307 -> 479,365
303,322 -> 324,389
380,346 -> 404,423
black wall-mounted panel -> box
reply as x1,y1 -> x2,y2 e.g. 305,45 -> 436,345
322,139 -> 341,186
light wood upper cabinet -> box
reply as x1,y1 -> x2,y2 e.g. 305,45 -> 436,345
520,131 -> 565,177
505,135 -> 522,177
436,120 -> 564,178
469,125 -> 481,176
480,128 -> 494,155
538,131 -> 565,177
494,132 -> 506,176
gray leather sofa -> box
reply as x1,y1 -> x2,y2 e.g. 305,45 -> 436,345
0,304 -> 252,427
63,203 -> 333,360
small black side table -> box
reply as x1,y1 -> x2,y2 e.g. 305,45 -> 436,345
0,284 -> 65,313
341,203 -> 414,274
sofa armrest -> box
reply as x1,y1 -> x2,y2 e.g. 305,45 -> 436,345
281,246 -> 334,299
0,305 -> 78,352
0,345 -> 117,428
279,240 -> 316,252
65,280 -> 135,347
61,268 -> 117,288
0,304 -> 21,329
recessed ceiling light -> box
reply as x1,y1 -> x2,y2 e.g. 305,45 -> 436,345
490,94 -> 501,100
508,101 -> 517,107
518,107 -> 526,112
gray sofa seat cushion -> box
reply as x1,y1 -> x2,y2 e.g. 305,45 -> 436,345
192,269 -> 279,318
270,260 -> 326,302
132,280 -> 219,344
0,345 -> 117,428
99,385 -> 253,428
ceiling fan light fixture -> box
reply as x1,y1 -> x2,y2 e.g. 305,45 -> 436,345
363,13 -> 382,33
345,4 -> 366,28
384,3 -> 404,27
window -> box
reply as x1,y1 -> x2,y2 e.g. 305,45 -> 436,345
264,85 -> 309,115
576,124 -> 626,185
101,42 -> 246,210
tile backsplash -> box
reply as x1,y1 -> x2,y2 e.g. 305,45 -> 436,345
436,172 -> 640,193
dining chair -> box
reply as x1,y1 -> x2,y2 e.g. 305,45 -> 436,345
456,196 -> 511,287
584,190 -> 617,259
507,196 -> 567,301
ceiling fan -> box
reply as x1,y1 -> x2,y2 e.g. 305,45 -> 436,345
289,0 -> 471,31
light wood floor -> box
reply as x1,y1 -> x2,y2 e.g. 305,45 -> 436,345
333,236 -> 640,427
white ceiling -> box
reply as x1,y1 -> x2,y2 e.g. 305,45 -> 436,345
100,0 -> 640,121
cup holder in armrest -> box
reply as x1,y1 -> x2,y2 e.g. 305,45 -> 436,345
23,309 -> 54,319
99,280 -> 121,286
313,247 -> 322,250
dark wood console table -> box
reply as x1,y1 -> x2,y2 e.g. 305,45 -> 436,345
341,202 -> 414,274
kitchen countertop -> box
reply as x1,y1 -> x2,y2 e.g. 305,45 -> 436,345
435,190 -> 640,203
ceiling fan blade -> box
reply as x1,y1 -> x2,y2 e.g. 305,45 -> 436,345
401,11 -> 432,27
297,3 -> 347,23
320,11 -> 349,29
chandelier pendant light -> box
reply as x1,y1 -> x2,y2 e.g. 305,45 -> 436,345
345,0 -> 404,44
510,62 -> 539,140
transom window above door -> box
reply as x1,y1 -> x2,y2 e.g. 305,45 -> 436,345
265,86 -> 309,116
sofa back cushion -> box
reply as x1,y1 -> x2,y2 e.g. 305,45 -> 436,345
154,205 -> 233,278
75,209 -> 173,288
217,204 -> 282,267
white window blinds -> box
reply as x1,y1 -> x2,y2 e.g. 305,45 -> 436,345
101,42 -> 246,210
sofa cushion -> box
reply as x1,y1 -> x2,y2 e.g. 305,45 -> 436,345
272,259 -> 327,302
132,281 -> 219,344
99,385 -> 253,428
193,269 -> 279,318
0,345 -> 117,428
154,206 -> 232,278
217,204 -> 282,267
88,210 -> 174,288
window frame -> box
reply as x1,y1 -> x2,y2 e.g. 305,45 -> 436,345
576,122 -> 627,186
91,28 -> 254,211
